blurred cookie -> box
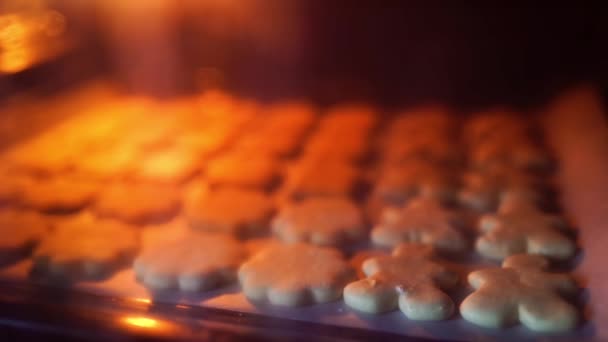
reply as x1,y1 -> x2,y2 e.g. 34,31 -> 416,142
134,144 -> 202,184
21,176 -> 98,213
272,198 -> 366,246
134,231 -> 246,292
94,182 -> 181,225
372,161 -> 458,206
186,187 -> 274,238
0,210 -> 49,264
206,153 -> 281,189
32,213 -> 139,282
282,159 -> 359,199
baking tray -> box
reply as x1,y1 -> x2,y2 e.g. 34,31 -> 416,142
0,87 -> 606,341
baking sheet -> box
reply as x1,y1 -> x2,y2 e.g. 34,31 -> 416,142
1,87 -> 607,341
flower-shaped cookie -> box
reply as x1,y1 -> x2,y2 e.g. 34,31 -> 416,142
371,198 -> 468,254
32,214 -> 139,282
461,254 -> 578,332
94,182 -> 181,225
271,198 -> 366,246
186,187 -> 274,238
344,243 -> 458,320
134,231 -> 246,291
476,205 -> 575,261
238,243 -> 355,306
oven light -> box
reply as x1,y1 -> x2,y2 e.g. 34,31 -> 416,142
122,316 -> 159,329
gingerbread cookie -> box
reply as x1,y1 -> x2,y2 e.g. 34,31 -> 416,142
469,138 -> 553,172
463,110 -> 531,146
271,198 -> 366,246
238,243 -> 354,306
94,182 -> 181,225
206,153 -> 281,189
0,210 -> 49,264
21,176 -> 98,213
343,243 -> 458,320
476,204 -> 575,261
134,231 -> 246,291
186,187 -> 274,238
372,161 -> 458,206
371,198 -> 468,254
460,254 -> 578,332
458,166 -> 548,213
32,213 -> 139,282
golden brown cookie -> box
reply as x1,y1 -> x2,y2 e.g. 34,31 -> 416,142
371,198 -> 468,254
134,144 -> 202,184
32,213 -> 139,282
20,176 -> 98,213
372,161 -> 458,206
0,210 -> 49,263
186,187 -> 274,238
206,152 -> 281,189
238,243 -> 355,306
271,198 -> 366,246
282,158 -> 359,199
344,243 -> 458,320
460,254 -> 578,332
458,166 -> 548,213
94,182 -> 181,225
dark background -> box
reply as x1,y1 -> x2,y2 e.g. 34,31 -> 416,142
2,2 -> 607,111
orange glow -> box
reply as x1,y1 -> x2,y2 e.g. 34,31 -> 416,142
0,9 -> 66,74
122,316 -> 159,329
131,297 -> 151,304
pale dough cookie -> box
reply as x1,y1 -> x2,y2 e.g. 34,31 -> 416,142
186,187 -> 274,238
282,159 -> 359,199
133,232 -> 246,291
371,198 -> 468,254
32,214 -> 139,282
460,254 -> 578,332
343,243 -> 458,320
206,153 -> 281,189
476,205 -> 575,261
20,176 -> 98,213
271,198 -> 366,246
373,161 -> 458,206
238,243 -> 355,306
94,182 -> 181,225
0,210 -> 49,263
